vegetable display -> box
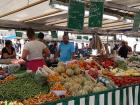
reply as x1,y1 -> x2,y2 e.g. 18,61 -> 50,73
62,75 -> 107,96
128,56 -> 140,68
0,67 -> 16,84
99,58 -> 116,69
0,68 -> 11,80
0,56 -> 140,104
0,74 -> 49,101
108,75 -> 140,87
23,92 -> 59,105
116,60 -> 128,70
128,56 -> 140,62
49,62 -> 107,97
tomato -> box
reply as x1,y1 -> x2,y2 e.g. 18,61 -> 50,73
108,75 -> 140,87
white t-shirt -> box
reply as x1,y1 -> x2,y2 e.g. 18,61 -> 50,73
23,40 -> 46,61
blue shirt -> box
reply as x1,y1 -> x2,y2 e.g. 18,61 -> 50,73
59,42 -> 75,62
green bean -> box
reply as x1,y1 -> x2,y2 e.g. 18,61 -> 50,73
0,74 -> 50,101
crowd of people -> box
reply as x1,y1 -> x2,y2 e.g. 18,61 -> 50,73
74,43 -> 91,58
0,29 -> 75,72
0,28 -> 138,72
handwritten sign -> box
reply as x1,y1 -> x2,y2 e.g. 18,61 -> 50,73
133,12 -> 140,32
68,0 -> 85,30
88,0 -> 104,28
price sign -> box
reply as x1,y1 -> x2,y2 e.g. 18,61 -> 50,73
68,0 -> 85,30
133,12 -> 140,32
88,0 -> 104,28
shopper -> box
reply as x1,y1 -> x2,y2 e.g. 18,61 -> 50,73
81,43 -> 85,49
15,39 -> 21,54
118,41 -> 129,58
113,43 -> 119,51
38,32 -> 48,47
81,43 -> 86,57
84,44 -> 89,57
22,28 -> 50,72
133,44 -> 137,55
1,40 -> 16,59
55,34 -> 75,62
75,43 -> 79,54
89,35 -> 104,55
126,41 -> 132,54
49,42 -> 57,55
104,43 -> 110,55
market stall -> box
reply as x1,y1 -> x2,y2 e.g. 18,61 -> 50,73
0,0 -> 140,105
0,57 -> 139,105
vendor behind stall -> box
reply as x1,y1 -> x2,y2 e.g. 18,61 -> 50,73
1,40 -> 16,59
22,28 -> 50,72
89,35 -> 105,55
55,34 -> 75,62
133,44 -> 137,55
